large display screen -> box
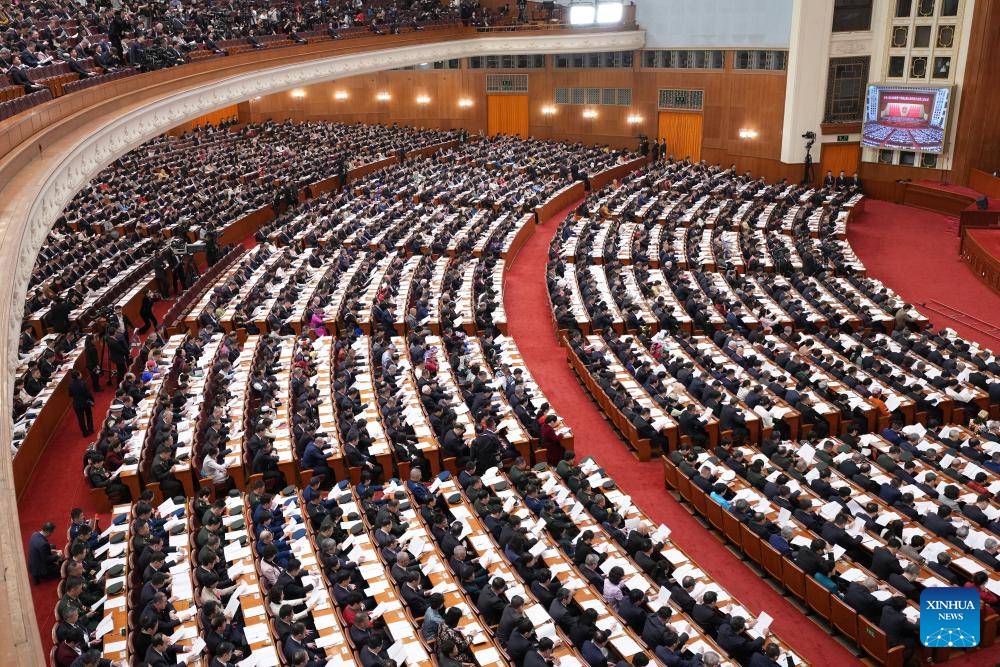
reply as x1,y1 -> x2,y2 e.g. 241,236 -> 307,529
861,85 -> 952,153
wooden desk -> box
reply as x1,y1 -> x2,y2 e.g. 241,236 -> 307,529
895,182 -> 975,217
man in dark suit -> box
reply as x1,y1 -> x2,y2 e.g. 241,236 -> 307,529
845,578 -> 885,623
669,576 -> 697,614
923,506 -> 958,540
477,577 -> 507,626
888,563 -> 922,602
27,522 -> 62,583
145,632 -> 185,666
795,539 -> 833,578
749,643 -> 784,667
928,552 -> 960,585
283,622 -> 324,665
879,596 -> 918,648
823,171 -> 835,188
870,539 -> 905,580
7,55 -> 47,93
129,34 -> 147,69
962,494 -> 993,528
972,538 -> 1000,569
716,616 -> 765,665
691,591 -> 728,638
523,638 -> 556,667
641,606 -> 673,647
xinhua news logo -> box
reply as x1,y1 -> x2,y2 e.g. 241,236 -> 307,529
920,587 -> 980,648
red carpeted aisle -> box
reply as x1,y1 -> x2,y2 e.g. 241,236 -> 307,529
847,200 -> 1000,347
19,298 -> 173,654
503,204 -> 864,666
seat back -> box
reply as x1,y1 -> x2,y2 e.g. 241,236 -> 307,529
739,523 -> 762,564
781,558 -> 807,600
759,542 -> 784,580
858,616 -> 903,667
830,594 -> 859,642
804,572 -> 832,619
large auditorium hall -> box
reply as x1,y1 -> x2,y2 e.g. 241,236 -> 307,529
2,1 -> 1000,666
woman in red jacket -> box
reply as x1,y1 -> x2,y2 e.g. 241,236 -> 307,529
540,413 -> 564,465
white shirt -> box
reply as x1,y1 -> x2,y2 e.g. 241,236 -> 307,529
201,456 -> 229,484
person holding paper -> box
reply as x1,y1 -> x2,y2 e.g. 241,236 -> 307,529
144,632 -> 188,666
878,596 -> 918,649
141,592 -> 182,635
717,616 -> 766,666
844,578 -> 886,623
55,627 -> 90,667
359,633 -> 393,667
748,643 -> 784,667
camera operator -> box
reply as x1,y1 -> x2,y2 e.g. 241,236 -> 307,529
202,224 -> 221,267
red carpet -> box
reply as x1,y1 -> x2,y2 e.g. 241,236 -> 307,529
19,297 -> 173,655
20,201 -> 1000,663
504,203 -> 863,666
967,227 -> 1000,261
848,199 -> 1000,347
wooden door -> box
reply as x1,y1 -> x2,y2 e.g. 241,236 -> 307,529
657,111 -> 703,162
487,95 -> 529,138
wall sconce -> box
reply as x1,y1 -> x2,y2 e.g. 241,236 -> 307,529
738,128 -> 758,139
416,95 -> 431,105
376,92 -> 391,101
626,114 -> 643,124
252,96 -> 262,101
334,91 -> 349,100
541,105 -> 557,115
582,109 -> 598,119
458,98 -> 474,108
290,89 -> 306,98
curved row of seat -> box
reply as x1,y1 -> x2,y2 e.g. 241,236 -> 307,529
547,159 -> 1000,664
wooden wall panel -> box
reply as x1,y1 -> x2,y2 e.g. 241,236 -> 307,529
949,0 -> 1000,184
247,62 -> 792,182
858,161 -> 947,201
167,105 -> 239,135
969,169 -> 1000,200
